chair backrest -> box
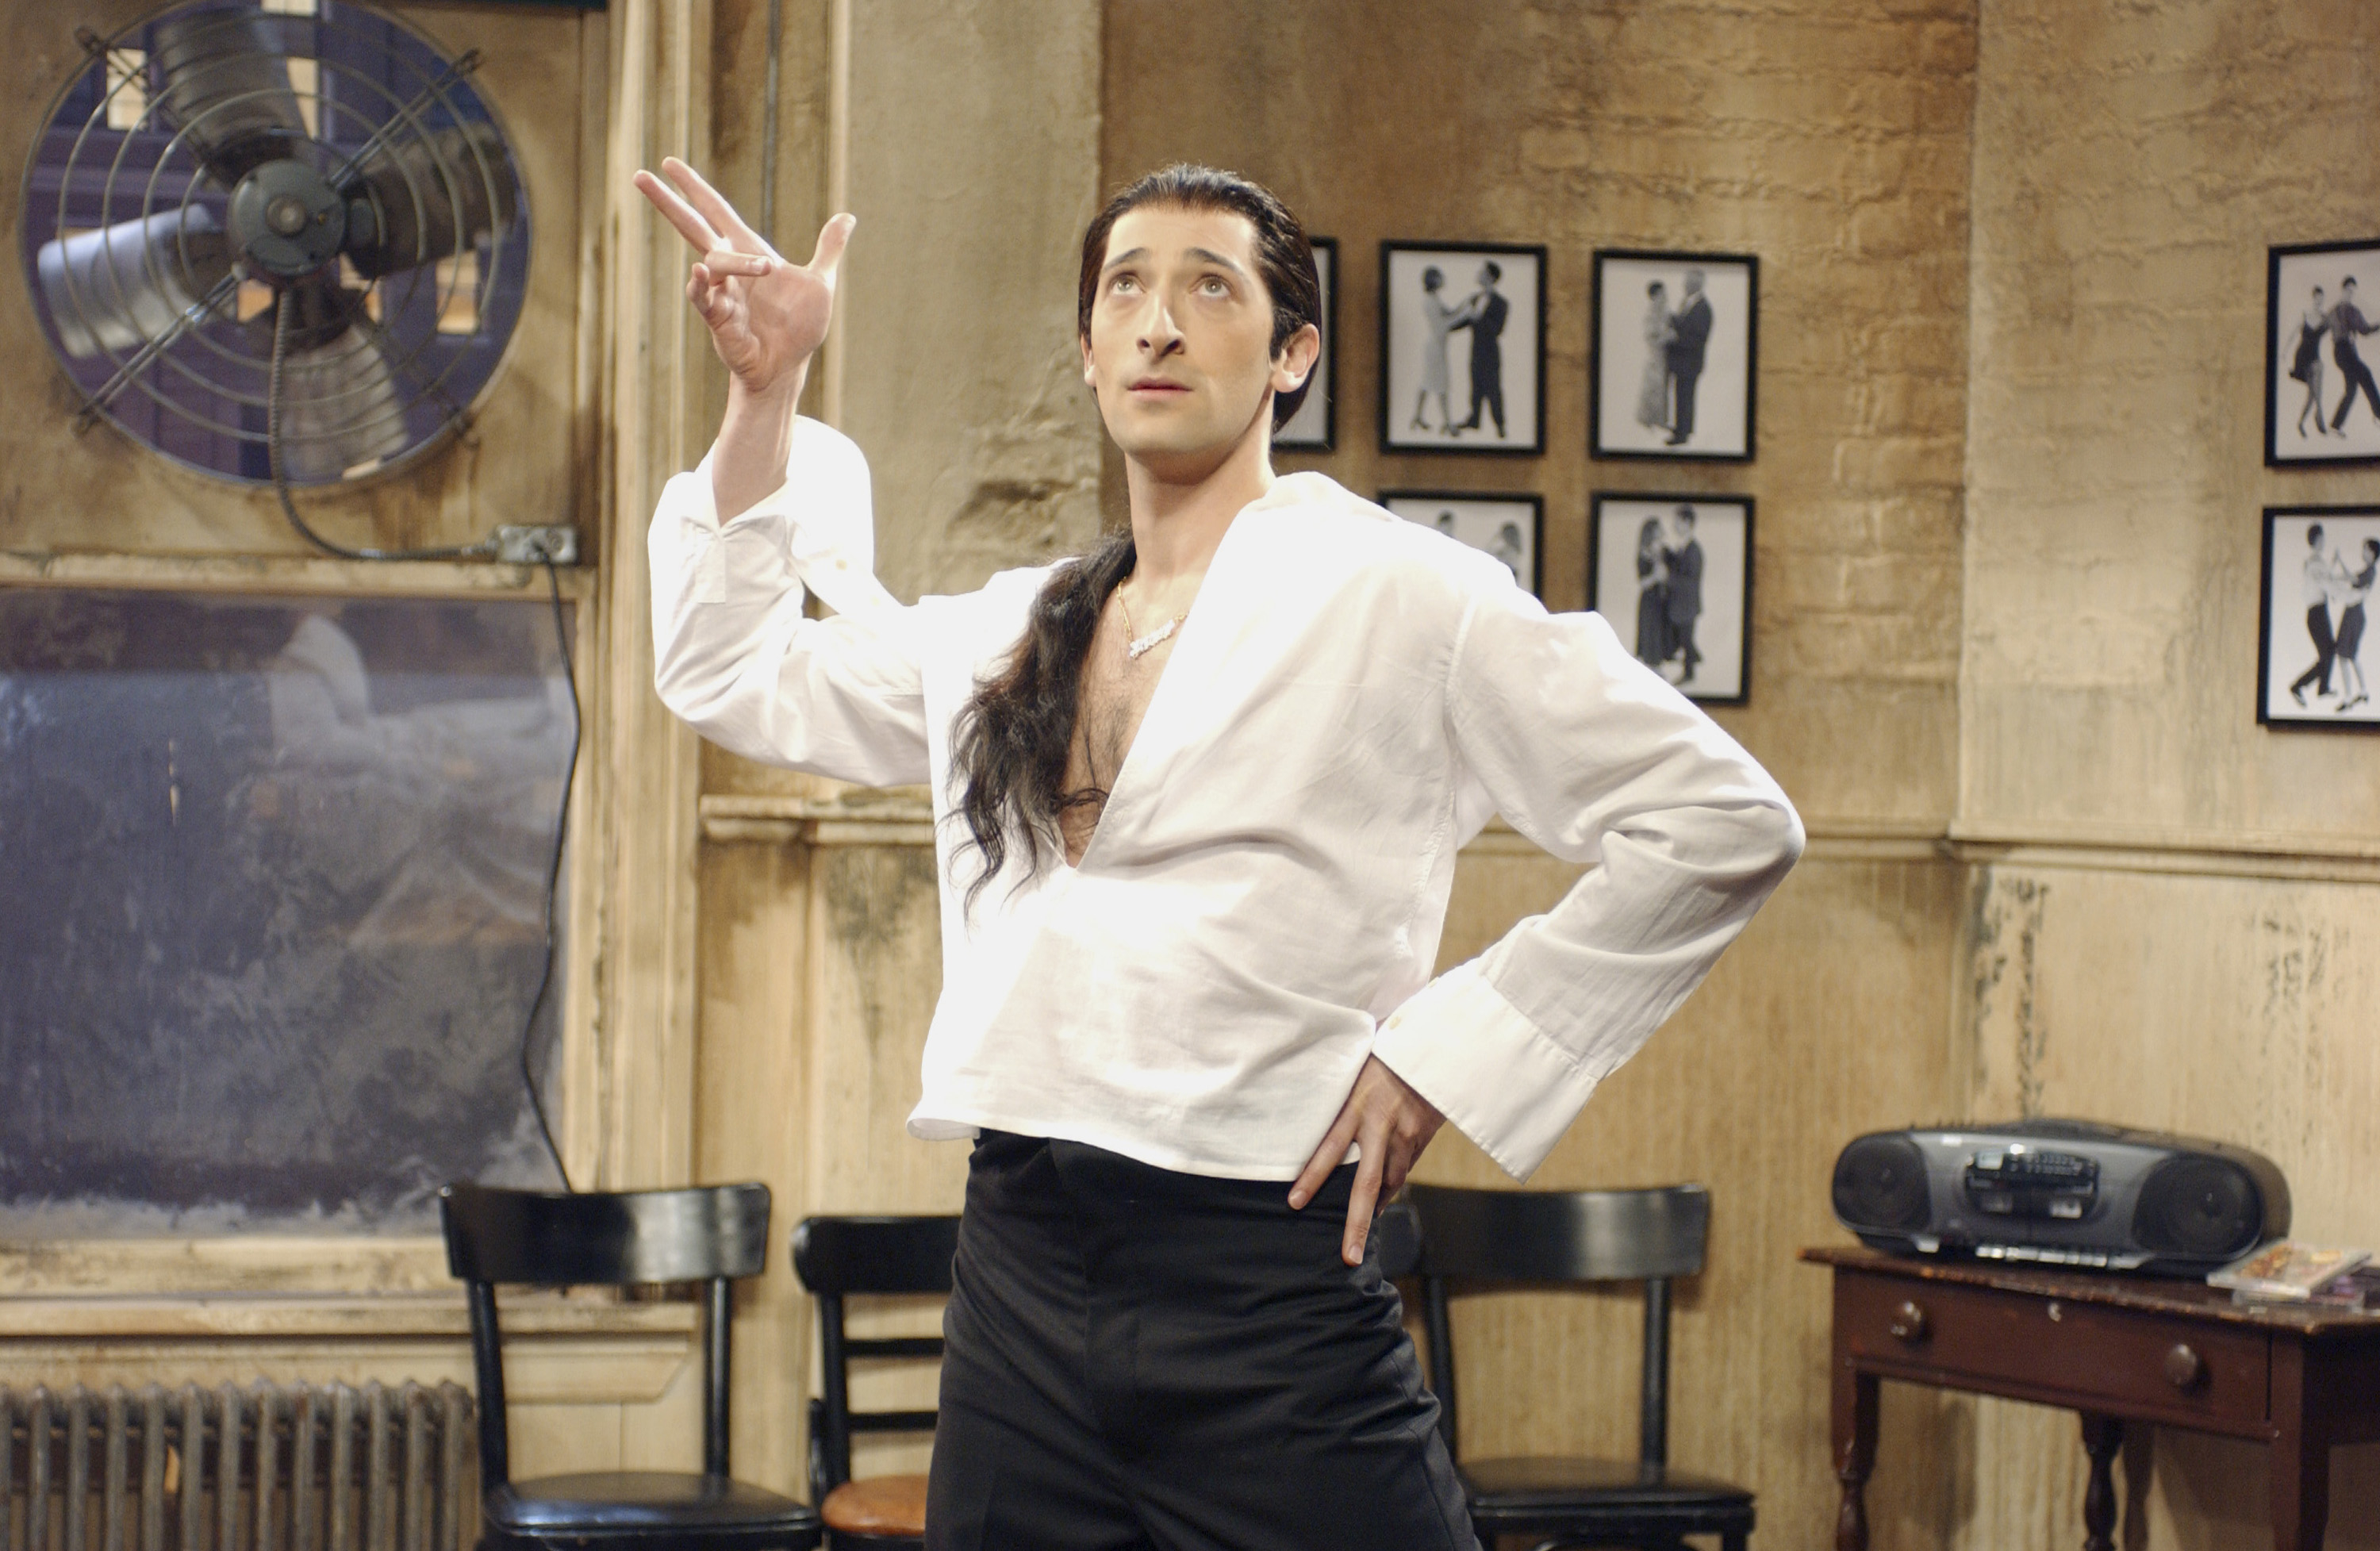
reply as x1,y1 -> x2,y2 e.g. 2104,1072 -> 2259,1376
1403,1183 -> 1710,1469
440,1181 -> 771,1488
791,1215 -> 960,1503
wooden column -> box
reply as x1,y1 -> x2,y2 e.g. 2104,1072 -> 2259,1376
590,0 -> 716,1190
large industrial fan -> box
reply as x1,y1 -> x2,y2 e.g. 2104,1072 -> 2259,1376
21,0 -> 530,555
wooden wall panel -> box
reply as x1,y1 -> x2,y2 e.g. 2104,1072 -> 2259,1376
1953,863 -> 2380,1550
1415,846 -> 1970,1549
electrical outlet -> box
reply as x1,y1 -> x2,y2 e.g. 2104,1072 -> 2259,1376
495,525 -> 579,566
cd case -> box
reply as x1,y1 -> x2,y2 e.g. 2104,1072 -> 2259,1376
2208,1241 -> 2373,1300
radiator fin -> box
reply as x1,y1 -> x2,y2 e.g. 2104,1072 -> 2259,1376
2,1382 -> 474,1551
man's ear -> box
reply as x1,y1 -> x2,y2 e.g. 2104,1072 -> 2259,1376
1272,321 -> 1322,394
1081,331 -> 1096,390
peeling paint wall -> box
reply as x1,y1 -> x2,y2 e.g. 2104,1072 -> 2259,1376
1960,1 -> 2380,1544
839,0 -> 1107,601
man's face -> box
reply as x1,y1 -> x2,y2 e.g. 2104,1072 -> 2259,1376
1476,263 -> 1496,290
1081,205 -> 1315,471
1684,269 -> 1706,296
1670,509 -> 1695,543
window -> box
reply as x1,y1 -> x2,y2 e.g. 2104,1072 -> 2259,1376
0,587 -> 574,1234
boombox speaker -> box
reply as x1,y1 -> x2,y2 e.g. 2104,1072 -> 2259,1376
1831,1119 -> 2289,1275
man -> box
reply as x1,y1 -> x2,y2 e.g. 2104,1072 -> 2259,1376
1452,259 -> 1509,438
1664,505 -> 1706,684
2332,276 -> 2380,433
2290,522 -> 2339,705
1665,267 -> 1714,446
636,158 -> 1800,1550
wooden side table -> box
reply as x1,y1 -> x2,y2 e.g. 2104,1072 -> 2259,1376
1802,1245 -> 2380,1550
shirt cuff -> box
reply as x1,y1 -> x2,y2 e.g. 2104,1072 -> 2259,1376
1372,960 -> 1615,1181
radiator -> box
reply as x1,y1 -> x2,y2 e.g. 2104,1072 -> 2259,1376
0,1383 -> 475,1551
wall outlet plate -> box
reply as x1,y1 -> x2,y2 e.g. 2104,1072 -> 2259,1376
494,525 -> 580,566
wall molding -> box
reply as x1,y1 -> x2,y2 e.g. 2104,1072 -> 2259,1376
699,797 -> 2380,884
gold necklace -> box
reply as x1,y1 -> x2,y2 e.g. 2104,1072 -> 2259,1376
1116,580 -> 1184,660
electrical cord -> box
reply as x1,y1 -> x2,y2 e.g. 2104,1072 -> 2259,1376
519,545 -> 580,1192
268,286 -> 578,1190
267,290 -> 497,562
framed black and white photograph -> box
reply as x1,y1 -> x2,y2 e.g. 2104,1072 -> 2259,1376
2259,505 -> 2380,728
1274,236 -> 1338,451
1591,249 -> 1757,463
1383,490 -> 1544,597
2265,240 -> 2380,467
1379,242 -> 1545,455
1587,493 -> 1753,704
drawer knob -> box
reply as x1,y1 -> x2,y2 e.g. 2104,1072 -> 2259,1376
1889,1300 -> 1930,1343
2164,1343 -> 2205,1392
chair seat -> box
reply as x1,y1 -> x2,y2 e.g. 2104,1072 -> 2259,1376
489,1472 -> 822,1542
1462,1455 -> 1754,1532
821,1474 -> 928,1538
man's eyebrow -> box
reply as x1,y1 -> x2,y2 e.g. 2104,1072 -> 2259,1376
1100,245 -> 1251,278
1186,247 -> 1250,277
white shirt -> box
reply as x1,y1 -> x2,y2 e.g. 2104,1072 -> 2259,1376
651,418 -> 1802,1181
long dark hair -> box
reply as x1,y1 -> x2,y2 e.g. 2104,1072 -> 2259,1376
946,165 -> 1318,904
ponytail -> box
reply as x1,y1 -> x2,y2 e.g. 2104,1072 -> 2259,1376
946,529 -> 1134,908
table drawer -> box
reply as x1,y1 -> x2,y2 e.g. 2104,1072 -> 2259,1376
1839,1273 -> 2271,1428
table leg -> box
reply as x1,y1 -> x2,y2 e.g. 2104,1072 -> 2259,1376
2270,1337 -> 2331,1551
1831,1357 -> 1878,1551
2080,1413 -> 2121,1551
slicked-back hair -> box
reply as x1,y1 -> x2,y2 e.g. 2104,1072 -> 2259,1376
1076,163 -> 1322,430
946,167 -> 1319,908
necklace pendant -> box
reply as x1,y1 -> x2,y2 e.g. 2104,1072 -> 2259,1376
1126,616 -> 1180,659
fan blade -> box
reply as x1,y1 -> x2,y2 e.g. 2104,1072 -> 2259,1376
343,122 -> 518,280
272,309 -> 410,482
37,207 -> 233,358
151,11 -> 309,183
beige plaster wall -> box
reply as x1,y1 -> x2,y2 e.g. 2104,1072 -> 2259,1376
1963,0 -> 2380,844
1102,0 -> 1974,826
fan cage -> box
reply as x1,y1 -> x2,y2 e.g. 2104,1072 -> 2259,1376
19,0 -> 532,487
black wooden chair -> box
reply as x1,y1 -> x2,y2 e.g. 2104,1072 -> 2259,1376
1403,1183 -> 1753,1551
440,1182 -> 823,1551
789,1215 -> 960,1551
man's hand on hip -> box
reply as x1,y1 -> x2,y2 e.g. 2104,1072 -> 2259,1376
1290,1055 -> 1445,1267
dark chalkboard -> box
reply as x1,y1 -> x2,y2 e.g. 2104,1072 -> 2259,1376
0,588 -> 574,1235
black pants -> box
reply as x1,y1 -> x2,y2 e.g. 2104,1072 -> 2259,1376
1672,616 -> 1702,681
1461,350 -> 1505,437
2335,350 -> 2380,430
1670,357 -> 1705,440
2292,604 -> 2337,697
927,1133 -> 1476,1551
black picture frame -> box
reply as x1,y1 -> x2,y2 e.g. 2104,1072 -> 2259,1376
1380,489 -> 1546,599
1377,241 -> 1548,456
1587,491 -> 1755,705
2257,504 -> 2380,728
1590,248 -> 1759,463
2264,240 -> 2380,469
1274,237 -> 1338,451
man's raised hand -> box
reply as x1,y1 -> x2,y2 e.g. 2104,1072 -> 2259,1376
633,156 -> 853,399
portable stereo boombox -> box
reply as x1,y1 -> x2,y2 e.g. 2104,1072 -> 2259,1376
1830,1119 -> 2290,1276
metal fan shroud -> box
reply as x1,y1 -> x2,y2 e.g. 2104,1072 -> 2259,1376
20,0 -> 531,488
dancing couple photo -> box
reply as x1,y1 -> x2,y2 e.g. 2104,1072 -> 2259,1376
2267,240 -> 2380,467
2263,509 -> 2380,727
1381,243 -> 1544,453
1590,494 -> 1753,704
1593,250 -> 1756,462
